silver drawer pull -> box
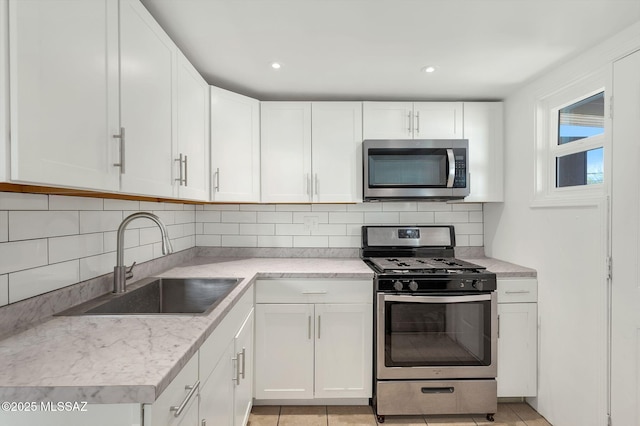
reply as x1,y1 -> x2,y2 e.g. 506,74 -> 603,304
169,380 -> 199,417
302,290 -> 327,295
504,290 -> 531,294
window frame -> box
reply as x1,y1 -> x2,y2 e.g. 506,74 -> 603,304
533,69 -> 610,207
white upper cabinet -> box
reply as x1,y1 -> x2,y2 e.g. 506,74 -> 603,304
175,51 -> 209,201
119,0 -> 176,198
463,102 -> 504,202
311,102 -> 363,203
363,102 -> 463,139
261,101 -> 363,203
210,86 -> 260,202
8,0 -> 120,191
261,102 -> 312,203
1,0 -> 11,181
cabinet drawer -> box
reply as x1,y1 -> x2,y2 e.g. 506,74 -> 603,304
200,284 -> 254,382
143,351 -> 198,426
256,279 -> 372,304
497,278 -> 537,303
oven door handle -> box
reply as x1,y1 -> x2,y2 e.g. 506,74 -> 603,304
382,294 -> 492,304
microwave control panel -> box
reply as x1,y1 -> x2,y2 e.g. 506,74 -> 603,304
453,148 -> 467,188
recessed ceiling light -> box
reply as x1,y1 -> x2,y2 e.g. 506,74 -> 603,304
271,62 -> 282,69
422,66 -> 436,73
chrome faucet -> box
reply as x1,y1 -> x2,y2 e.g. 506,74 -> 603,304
113,212 -> 174,293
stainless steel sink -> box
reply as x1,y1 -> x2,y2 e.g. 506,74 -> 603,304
59,277 -> 243,316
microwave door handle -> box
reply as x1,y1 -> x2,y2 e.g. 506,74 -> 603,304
446,148 -> 455,188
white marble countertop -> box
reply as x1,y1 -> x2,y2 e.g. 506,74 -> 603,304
0,255 -> 534,405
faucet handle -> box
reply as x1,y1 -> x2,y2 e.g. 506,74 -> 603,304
125,262 -> 137,280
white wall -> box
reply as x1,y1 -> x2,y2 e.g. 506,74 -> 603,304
0,192 -> 196,307
484,21 -> 640,426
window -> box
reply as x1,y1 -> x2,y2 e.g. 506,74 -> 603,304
534,69 -> 609,206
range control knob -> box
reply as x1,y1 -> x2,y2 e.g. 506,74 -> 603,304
471,280 -> 479,289
393,280 -> 404,291
408,280 -> 419,291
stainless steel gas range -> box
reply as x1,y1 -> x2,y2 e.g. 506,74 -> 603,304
361,225 -> 498,423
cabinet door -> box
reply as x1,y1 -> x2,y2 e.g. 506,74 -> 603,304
234,309 -> 254,426
311,102 -> 363,202
497,303 -> 537,397
200,341 -> 235,426
314,304 -> 373,399
462,102 -> 504,202
413,102 -> 463,139
210,87 -> 260,202
175,52 -> 209,201
255,303 -> 315,399
260,102 -> 312,202
8,0 -> 120,191
119,0 -> 175,197
362,102 -> 413,139
1,0 -> 8,181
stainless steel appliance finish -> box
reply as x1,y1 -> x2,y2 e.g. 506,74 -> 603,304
361,225 -> 498,423
363,139 -> 469,201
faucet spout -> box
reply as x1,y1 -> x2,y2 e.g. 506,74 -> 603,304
113,212 -> 173,293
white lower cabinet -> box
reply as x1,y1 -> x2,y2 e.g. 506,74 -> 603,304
254,279 -> 373,402
496,278 -> 538,397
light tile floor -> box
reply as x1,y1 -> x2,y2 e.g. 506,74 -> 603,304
248,403 -> 552,426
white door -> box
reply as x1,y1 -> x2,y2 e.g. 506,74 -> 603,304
200,341 -> 235,426
175,52 -> 209,201
311,102 -> 363,202
119,0 -> 175,197
362,102 -> 413,139
233,309 -> 253,426
260,102 -> 312,202
497,303 -> 537,397
9,0 -> 120,191
254,303 -> 315,399
413,102 -> 463,139
210,87 -> 261,202
611,49 -> 640,426
314,304 -> 373,398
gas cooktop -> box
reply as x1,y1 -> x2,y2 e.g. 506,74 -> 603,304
367,257 -> 486,274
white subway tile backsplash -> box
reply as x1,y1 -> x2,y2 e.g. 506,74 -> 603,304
79,211 -> 123,233
258,235 -> 293,247
328,212 -> 364,224
277,204 -> 311,212
222,235 -> 257,247
196,210 -> 221,223
175,211 -> 196,224
9,211 -> 79,241
455,234 -> 470,246
434,211 -> 470,223
104,199 -> 140,211
346,224 -> 363,235
49,195 -> 103,210
167,224 -> 185,239
123,244 -> 154,266
347,203 -> 383,212
0,192 -> 48,210
469,234 -> 484,246
140,201 -> 167,210
0,211 -> 7,242
196,234 -> 221,246
139,226 -> 163,245
275,223 -> 309,236
418,202 -> 451,212
329,235 -> 360,248
293,212 -> 328,224
451,203 -> 483,211
151,210 -> 176,226
104,229 -> 141,252
205,204 -> 239,211
312,224 -> 347,236
382,202 -> 417,212
203,223 -> 239,235
183,204 -> 196,211
49,233 -> 104,264
240,223 -> 275,235
453,223 -> 483,235
240,204 -> 275,211
169,235 -> 195,253
257,211 -> 293,224
221,211 -> 256,223
79,252 -> 116,282
0,239 -> 48,274
294,236 -> 328,248
363,212 -> 399,224
0,275 -> 8,307
399,211 -> 435,224
313,204 -> 347,212
9,260 -> 79,303
469,211 -> 483,223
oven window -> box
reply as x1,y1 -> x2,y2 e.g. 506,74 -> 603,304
384,299 -> 492,367
368,150 -> 447,187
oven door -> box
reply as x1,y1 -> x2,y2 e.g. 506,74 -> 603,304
376,292 -> 497,380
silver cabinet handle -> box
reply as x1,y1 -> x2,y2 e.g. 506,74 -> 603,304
314,173 -> 319,197
306,173 -> 311,198
301,290 -> 327,295
317,315 -> 321,339
308,315 -> 311,340
415,111 -> 420,135
113,127 -> 126,174
175,154 -> 187,186
232,353 -> 240,384
202,420 -> 206,426
505,290 -> 531,294
407,112 -> 412,134
497,314 -> 500,339
169,380 -> 199,417
213,168 -> 220,192
240,347 -> 246,379
446,148 -> 455,188
184,155 -> 188,186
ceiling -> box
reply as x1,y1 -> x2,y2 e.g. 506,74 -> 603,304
140,0 -> 640,101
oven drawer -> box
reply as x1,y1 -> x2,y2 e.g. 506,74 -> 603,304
255,279 -> 372,304
497,278 -> 537,303
376,380 -> 497,416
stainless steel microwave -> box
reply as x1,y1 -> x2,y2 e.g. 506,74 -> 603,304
363,139 -> 469,201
